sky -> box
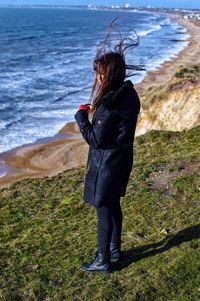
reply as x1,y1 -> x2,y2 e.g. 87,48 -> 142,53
0,0 -> 199,9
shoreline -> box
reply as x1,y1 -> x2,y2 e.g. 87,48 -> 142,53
136,15 -> 197,95
0,16 -> 199,189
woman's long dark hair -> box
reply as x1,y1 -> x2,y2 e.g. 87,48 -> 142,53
89,17 -> 144,113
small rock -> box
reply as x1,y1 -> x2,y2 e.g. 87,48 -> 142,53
160,229 -> 169,235
33,264 -> 40,270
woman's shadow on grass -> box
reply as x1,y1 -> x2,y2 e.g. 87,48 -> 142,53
112,223 -> 200,271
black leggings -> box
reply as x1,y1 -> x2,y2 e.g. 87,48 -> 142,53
96,196 -> 122,253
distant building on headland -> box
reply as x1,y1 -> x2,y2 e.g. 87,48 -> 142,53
1,3 -> 200,20
88,4 -> 97,10
183,13 -> 200,20
86,4 -> 200,21
111,6 -> 120,9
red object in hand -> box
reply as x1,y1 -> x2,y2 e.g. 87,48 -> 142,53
78,104 -> 90,111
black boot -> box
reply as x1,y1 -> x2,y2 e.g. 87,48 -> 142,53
110,242 -> 123,263
80,251 -> 110,273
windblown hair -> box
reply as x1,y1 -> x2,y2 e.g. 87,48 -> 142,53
89,17 -> 144,113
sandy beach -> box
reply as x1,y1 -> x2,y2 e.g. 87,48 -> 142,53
0,15 -> 199,189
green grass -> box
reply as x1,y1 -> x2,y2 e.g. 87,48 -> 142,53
175,64 -> 200,80
0,125 -> 200,301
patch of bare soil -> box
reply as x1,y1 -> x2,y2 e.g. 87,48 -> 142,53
148,160 -> 200,190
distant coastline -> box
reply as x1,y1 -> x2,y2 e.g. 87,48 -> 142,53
0,5 -> 199,20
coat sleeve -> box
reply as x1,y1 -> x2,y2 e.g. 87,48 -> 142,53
74,107 -> 118,148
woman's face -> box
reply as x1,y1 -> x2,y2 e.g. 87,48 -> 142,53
96,72 -> 105,86
94,62 -> 105,86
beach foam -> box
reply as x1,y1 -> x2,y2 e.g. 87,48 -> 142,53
137,24 -> 162,37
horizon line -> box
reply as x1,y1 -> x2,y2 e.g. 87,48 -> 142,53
0,4 -> 200,11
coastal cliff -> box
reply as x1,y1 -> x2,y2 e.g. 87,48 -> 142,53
136,64 -> 200,135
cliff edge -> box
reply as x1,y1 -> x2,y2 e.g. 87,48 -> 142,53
136,64 -> 200,135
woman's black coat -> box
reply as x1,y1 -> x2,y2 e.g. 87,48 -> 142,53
74,80 -> 140,208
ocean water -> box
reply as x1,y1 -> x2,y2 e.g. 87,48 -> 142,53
0,7 -> 189,155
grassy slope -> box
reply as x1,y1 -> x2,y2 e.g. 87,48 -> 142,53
0,125 -> 200,301
142,64 -> 200,111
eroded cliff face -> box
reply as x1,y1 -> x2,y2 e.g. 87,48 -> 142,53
136,65 -> 200,136
60,65 -> 200,138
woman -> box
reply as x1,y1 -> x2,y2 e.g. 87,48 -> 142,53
74,20 -> 142,273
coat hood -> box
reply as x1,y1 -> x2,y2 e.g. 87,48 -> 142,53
98,80 -> 140,120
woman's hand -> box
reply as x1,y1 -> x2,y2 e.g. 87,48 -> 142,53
78,103 -> 91,111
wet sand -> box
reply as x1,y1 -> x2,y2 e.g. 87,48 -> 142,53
0,16 -> 199,189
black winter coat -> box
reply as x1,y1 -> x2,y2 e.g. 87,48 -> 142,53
74,80 -> 140,208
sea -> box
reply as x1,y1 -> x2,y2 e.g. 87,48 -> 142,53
0,7 -> 189,159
